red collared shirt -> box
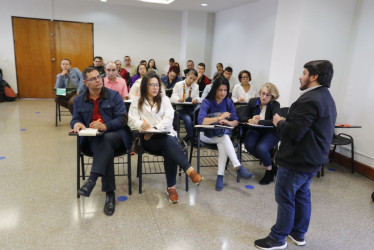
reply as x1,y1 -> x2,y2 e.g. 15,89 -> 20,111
89,95 -> 104,123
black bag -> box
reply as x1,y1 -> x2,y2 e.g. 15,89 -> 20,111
0,79 -> 17,102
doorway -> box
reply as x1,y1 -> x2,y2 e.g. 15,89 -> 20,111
12,17 -> 93,98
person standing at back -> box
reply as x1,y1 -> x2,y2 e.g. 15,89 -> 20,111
254,60 -> 337,249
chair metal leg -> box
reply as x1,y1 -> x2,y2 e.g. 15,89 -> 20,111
351,140 -> 355,174
55,103 -> 58,127
76,136 -> 81,198
138,136 -> 144,194
197,131 -> 201,174
127,150 -> 132,195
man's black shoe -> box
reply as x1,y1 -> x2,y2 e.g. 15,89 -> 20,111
104,193 -> 115,216
183,136 -> 191,143
254,236 -> 287,249
77,179 -> 96,197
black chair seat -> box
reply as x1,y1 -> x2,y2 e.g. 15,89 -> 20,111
332,133 -> 353,145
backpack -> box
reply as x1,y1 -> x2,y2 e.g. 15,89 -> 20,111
0,79 -> 17,102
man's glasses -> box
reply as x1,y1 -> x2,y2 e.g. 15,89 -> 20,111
260,92 -> 272,97
87,75 -> 102,82
94,61 -> 101,63
148,83 -> 160,88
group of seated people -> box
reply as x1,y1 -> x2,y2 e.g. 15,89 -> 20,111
63,56 -> 283,216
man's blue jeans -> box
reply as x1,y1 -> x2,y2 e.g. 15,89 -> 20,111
269,166 -> 316,242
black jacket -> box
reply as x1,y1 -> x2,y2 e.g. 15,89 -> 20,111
275,86 -> 337,173
238,97 -> 280,127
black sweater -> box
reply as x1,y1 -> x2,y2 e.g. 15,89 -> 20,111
238,97 -> 280,127
275,86 -> 337,173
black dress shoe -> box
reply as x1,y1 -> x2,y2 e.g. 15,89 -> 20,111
78,179 -> 96,197
104,193 -> 115,216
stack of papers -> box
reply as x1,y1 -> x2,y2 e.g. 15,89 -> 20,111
78,128 -> 99,136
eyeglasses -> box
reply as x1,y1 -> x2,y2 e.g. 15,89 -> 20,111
148,83 -> 160,87
260,92 -> 272,97
86,75 -> 102,82
241,76 -> 249,79
94,60 -> 101,63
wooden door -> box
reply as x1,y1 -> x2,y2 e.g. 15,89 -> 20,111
12,17 -> 93,98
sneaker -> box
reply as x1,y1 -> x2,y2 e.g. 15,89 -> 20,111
237,166 -> 254,180
77,178 -> 96,197
288,235 -> 306,246
259,170 -> 275,185
215,175 -> 224,191
254,236 -> 287,250
188,170 -> 204,185
167,188 -> 179,204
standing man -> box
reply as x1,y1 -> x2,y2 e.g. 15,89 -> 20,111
123,56 -> 137,77
71,67 -> 132,216
54,59 -> 85,114
104,62 -> 129,100
254,60 -> 337,249
92,56 -> 106,78
183,60 -> 195,77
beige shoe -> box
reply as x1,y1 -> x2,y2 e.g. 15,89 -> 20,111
167,188 -> 179,204
188,170 -> 204,185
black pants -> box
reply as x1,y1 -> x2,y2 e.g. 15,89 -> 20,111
143,135 -> 189,187
55,92 -> 76,114
81,132 -> 125,192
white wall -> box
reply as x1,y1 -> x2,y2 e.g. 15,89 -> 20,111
211,0 -> 278,87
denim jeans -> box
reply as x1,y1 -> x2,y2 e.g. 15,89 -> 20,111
269,166 -> 316,242
243,129 -> 279,167
143,135 -> 190,187
177,106 -> 195,138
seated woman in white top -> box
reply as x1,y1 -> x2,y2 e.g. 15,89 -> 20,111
231,70 -> 259,103
170,70 -> 200,142
128,72 -> 203,203
129,64 -> 166,99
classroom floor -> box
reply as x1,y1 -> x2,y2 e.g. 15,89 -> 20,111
1,99 -> 374,250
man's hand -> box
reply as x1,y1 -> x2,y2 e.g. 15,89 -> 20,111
72,122 -> 86,133
61,69 -> 69,76
273,114 -> 285,127
192,99 -> 198,104
89,120 -> 107,131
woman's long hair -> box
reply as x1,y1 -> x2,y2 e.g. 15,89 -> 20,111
206,76 -> 230,100
138,72 -> 162,113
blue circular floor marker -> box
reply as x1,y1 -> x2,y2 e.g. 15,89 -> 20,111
117,196 -> 128,202
328,168 -> 336,172
20,129 -> 27,131
0,157 -> 5,160
245,185 -> 255,189
35,112 -> 40,114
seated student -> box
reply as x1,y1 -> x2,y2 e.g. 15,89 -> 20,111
198,76 -> 253,191
72,67 -> 132,216
239,83 -> 281,185
161,65 -> 181,89
232,70 -> 259,103
212,63 -> 224,80
115,60 -> 131,85
148,59 -> 158,75
164,58 -> 175,75
131,64 -> 147,87
172,62 -> 182,77
129,64 -> 166,99
170,70 -> 199,143
196,62 -> 211,92
183,60 -> 195,77
128,72 -> 203,203
92,56 -> 106,78
104,62 -> 129,100
55,59 -> 85,114
201,67 -> 233,100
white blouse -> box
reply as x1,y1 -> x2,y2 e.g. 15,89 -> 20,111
231,84 -> 259,103
170,80 -> 201,103
128,96 -> 177,137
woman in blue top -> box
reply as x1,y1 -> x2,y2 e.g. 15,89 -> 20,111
198,76 -> 253,191
239,83 -> 281,185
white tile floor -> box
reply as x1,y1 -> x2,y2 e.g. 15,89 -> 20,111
1,99 -> 374,250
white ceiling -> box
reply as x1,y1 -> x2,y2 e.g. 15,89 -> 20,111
85,0 -> 260,13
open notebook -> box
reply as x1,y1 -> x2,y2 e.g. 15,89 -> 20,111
78,128 -> 99,136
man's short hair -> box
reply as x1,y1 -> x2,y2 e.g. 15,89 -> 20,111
82,67 -> 98,80
198,62 -> 205,69
61,58 -> 71,64
304,60 -> 334,88
187,60 -> 194,65
224,66 -> 232,73
93,56 -> 103,61
169,58 -> 175,63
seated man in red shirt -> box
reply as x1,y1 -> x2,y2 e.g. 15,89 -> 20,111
104,61 -> 129,100
196,62 -> 211,92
